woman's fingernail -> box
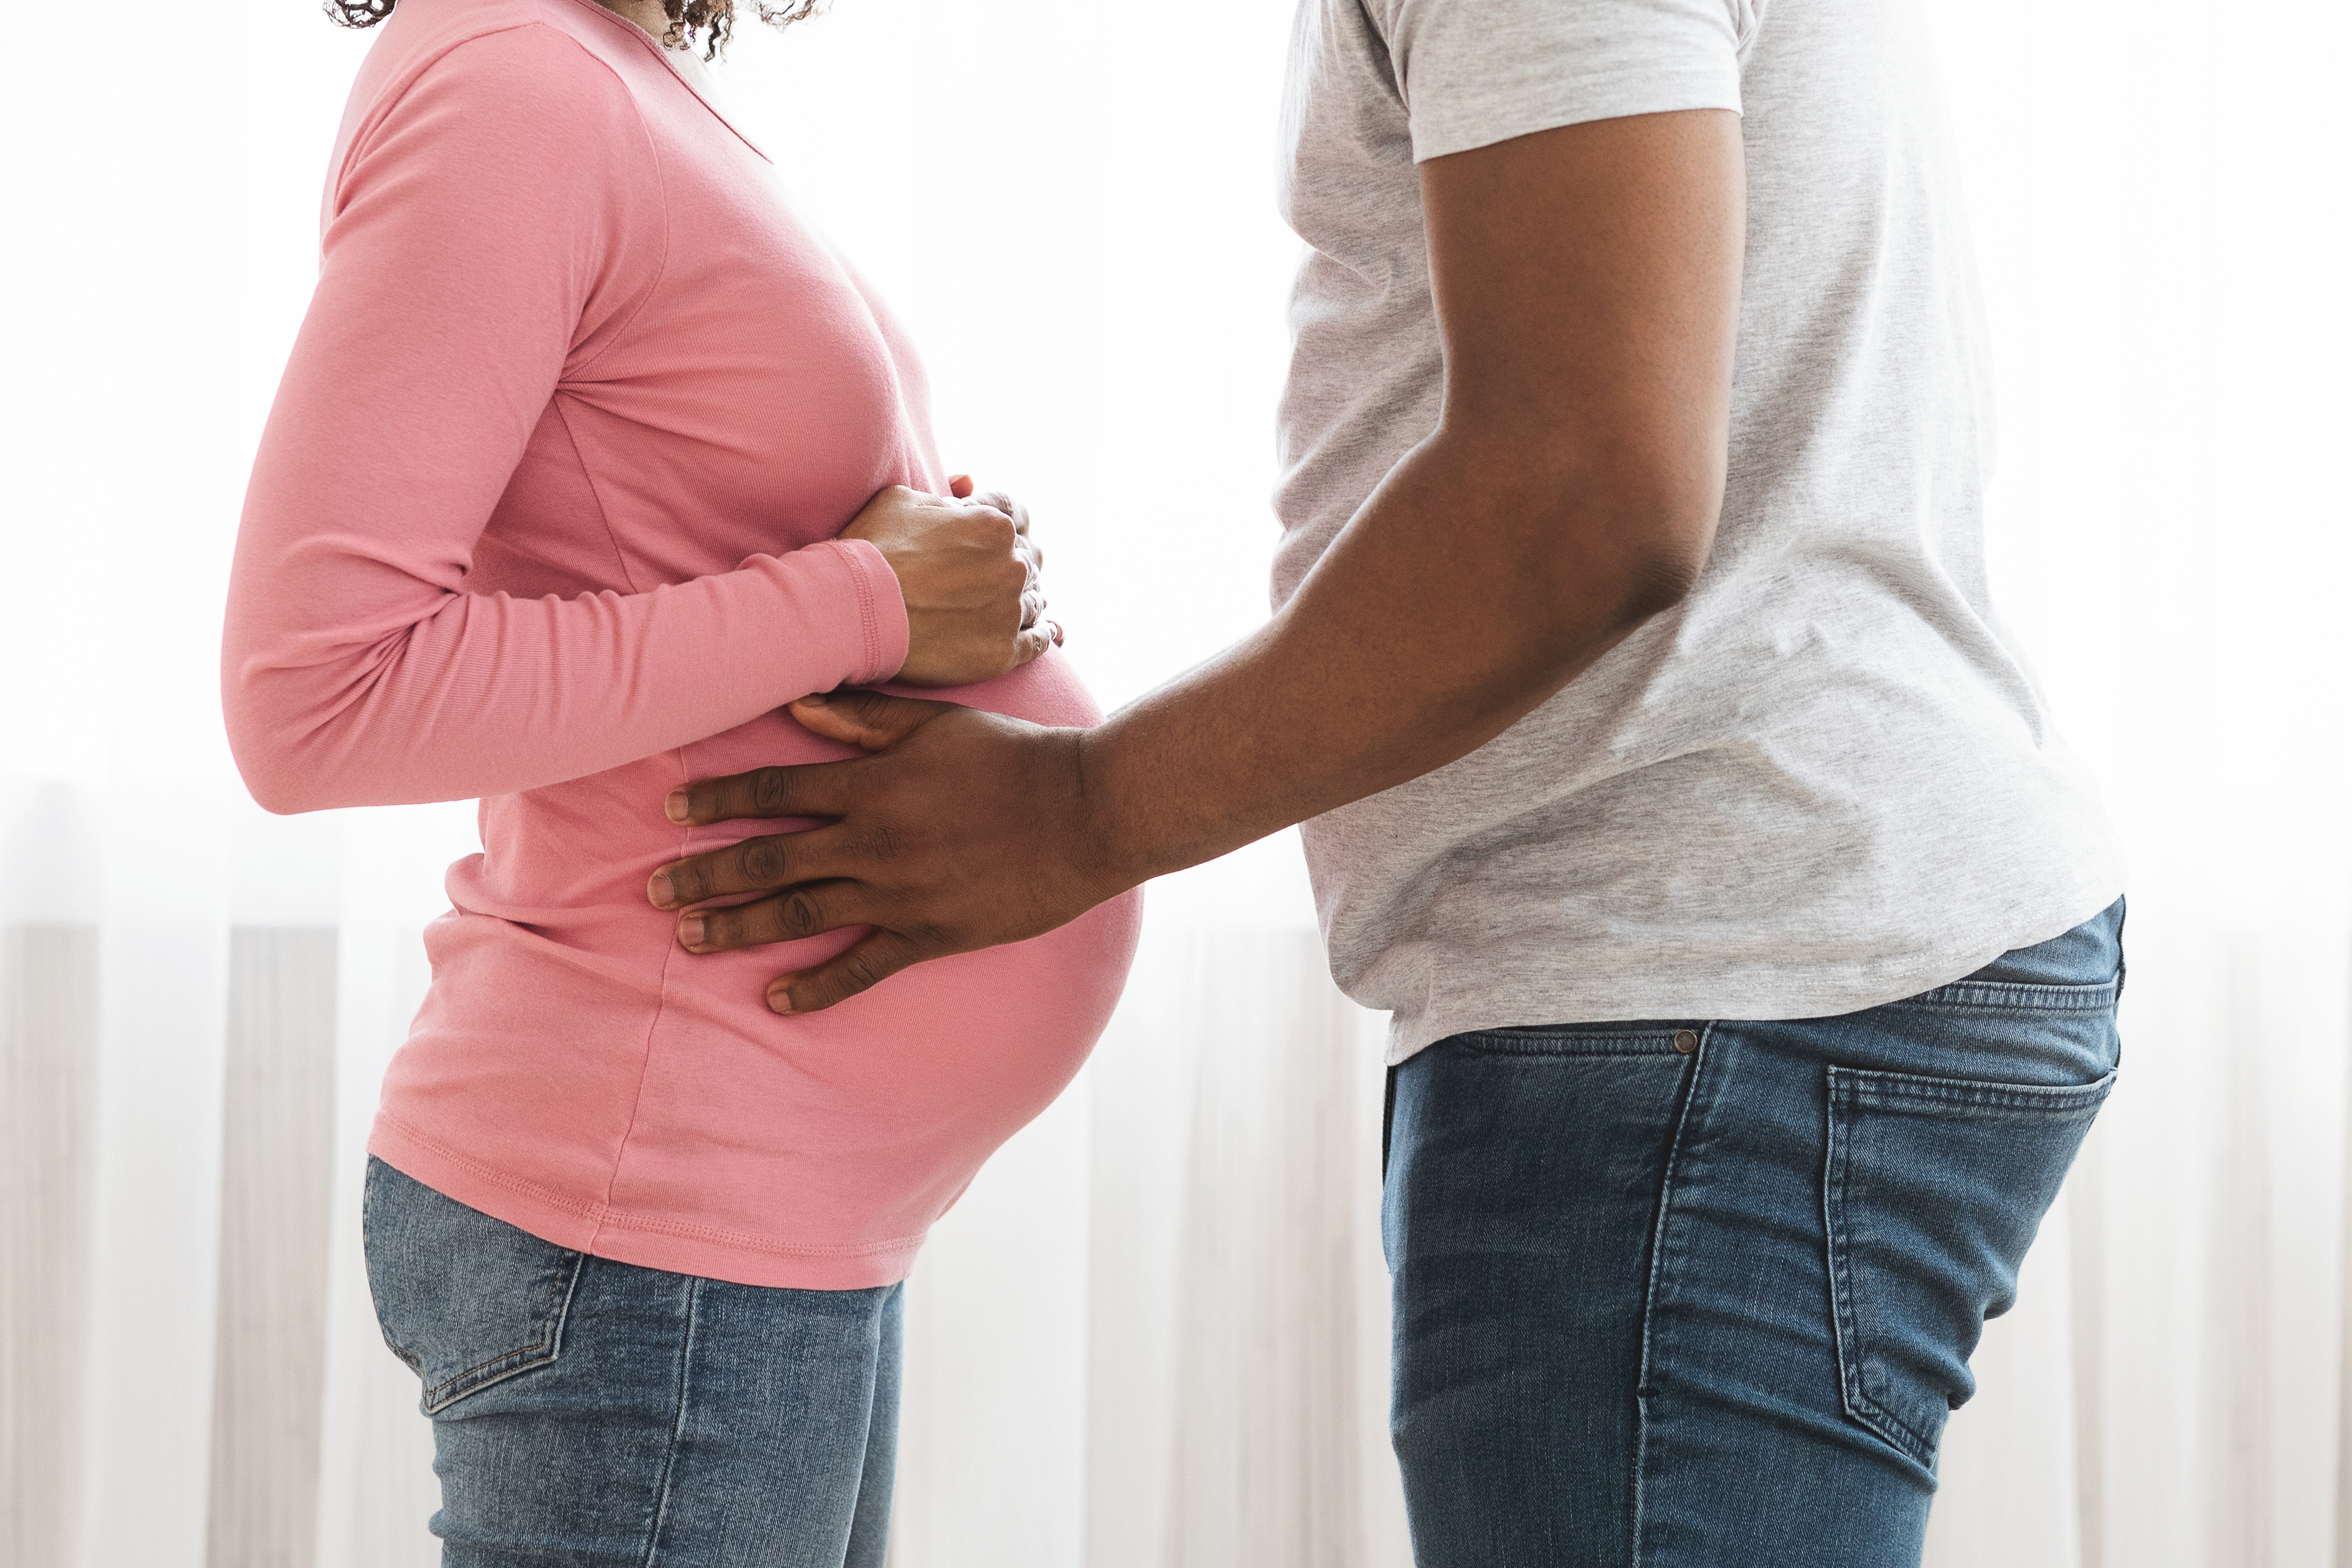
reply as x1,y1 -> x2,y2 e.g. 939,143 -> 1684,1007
648,870 -> 674,907
767,985 -> 795,1015
678,915 -> 706,949
664,790 -> 692,823
795,692 -> 829,708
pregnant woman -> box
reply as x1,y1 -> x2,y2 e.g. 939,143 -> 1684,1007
222,1 -> 1141,1562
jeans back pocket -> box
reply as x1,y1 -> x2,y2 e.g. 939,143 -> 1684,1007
1824,1065 -> 2114,1471
362,1158 -> 585,1415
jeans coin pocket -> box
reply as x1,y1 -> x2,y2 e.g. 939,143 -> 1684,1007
1822,1064 -> 2114,1471
362,1158 -> 585,1415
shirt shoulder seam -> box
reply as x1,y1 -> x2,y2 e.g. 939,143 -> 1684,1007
339,18 -> 674,382
332,18 -> 572,204
563,28 -> 672,382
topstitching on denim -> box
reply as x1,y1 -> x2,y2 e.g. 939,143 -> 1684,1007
371,1160 -> 591,1414
1457,1025 -> 1698,1057
641,1272 -> 703,1568
1893,977 -> 2119,1014
420,1248 -> 587,1412
1829,1064 -> 2119,1115
1630,1021 -> 1714,1562
1821,1061 -> 2116,1469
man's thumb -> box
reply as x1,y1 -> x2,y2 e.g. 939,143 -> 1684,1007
789,690 -> 947,752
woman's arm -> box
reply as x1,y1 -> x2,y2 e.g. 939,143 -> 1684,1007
224,25 -> 925,814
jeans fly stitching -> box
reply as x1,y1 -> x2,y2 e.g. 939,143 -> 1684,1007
643,1273 -> 702,1568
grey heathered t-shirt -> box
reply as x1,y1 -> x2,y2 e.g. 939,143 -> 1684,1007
1274,0 -> 2125,1061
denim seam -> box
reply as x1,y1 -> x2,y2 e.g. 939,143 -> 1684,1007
420,1250 -> 587,1414
1823,1070 -> 1954,1471
1888,978 -> 2118,1014
643,1274 -> 701,1568
1842,1068 -> 2118,1117
360,1196 -> 422,1371
1454,1033 -> 1691,1059
1822,1061 -> 2117,1468
1631,1023 -> 1712,1564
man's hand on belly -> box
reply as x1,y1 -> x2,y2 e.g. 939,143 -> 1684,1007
646,692 -> 1120,1014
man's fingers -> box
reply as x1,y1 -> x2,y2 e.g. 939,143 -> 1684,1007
788,690 -> 952,752
663,757 -> 864,827
649,825 -> 856,909
766,928 -> 929,1014
675,879 -> 874,954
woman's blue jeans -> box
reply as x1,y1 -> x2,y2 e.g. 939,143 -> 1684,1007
362,1159 -> 901,1568
1384,899 -> 2123,1567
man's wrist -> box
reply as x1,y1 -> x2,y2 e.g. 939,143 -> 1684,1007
1066,723 -> 1164,901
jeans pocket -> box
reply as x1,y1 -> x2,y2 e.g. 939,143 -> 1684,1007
1823,1065 -> 2114,1470
362,1158 -> 585,1415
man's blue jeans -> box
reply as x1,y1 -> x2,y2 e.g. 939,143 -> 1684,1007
1384,899 -> 2123,1566
363,1158 -> 900,1568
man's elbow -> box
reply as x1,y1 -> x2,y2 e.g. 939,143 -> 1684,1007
1616,524 -> 1712,620
1574,482 -> 1720,633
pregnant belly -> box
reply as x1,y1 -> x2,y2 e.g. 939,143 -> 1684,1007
406,646 -> 1139,1283
677,637 -> 1109,820
605,885 -> 1142,1262
471,644 -> 1103,923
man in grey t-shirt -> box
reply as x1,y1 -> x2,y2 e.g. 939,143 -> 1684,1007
651,0 -> 2124,1557
1276,0 -> 2118,1053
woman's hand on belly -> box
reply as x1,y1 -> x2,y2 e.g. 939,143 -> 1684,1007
841,482 -> 1058,687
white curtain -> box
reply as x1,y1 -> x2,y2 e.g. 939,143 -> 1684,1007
2,1 -> 2345,1565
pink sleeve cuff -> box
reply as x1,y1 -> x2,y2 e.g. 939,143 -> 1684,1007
818,537 -> 909,686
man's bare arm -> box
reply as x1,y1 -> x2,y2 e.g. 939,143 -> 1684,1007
646,108 -> 1746,1012
1079,108 -> 1743,876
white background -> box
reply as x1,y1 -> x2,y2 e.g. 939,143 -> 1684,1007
1,0 -> 2347,1563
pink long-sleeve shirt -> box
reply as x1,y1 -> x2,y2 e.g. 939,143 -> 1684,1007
225,0 -> 1140,1288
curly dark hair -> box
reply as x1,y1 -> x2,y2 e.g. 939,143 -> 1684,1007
325,1 -> 820,60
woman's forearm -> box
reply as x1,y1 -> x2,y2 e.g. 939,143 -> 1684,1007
224,536 -> 904,813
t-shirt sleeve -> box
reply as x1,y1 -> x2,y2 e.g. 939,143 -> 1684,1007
1368,0 -> 1748,163
223,23 -> 908,814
